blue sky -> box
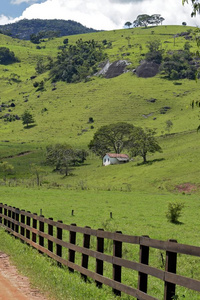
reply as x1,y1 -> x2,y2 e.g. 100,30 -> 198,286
1,0 -> 27,18
0,0 -> 199,30
0,0 -> 46,18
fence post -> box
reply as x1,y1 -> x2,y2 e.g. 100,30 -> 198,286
26,211 -> 31,241
32,213 -> 37,243
81,226 -> 91,281
164,239 -> 177,300
0,203 -> 2,224
138,235 -> 150,298
48,218 -> 54,253
11,207 -> 16,231
15,208 -> 20,234
4,204 -> 7,227
7,206 -> 11,230
20,210 -> 25,242
113,231 -> 122,296
39,215 -> 44,253
56,220 -> 63,267
96,229 -> 104,288
68,223 -> 77,272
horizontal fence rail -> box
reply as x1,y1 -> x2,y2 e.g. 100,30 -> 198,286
0,203 -> 200,299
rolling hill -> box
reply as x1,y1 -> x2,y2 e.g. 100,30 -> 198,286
1,24 -> 200,300
0,19 -> 98,40
0,24 -> 199,193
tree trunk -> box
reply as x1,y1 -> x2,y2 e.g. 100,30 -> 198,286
143,154 -> 147,163
65,166 -> 69,176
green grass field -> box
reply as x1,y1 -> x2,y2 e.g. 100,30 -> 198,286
0,187 -> 200,299
0,24 -> 200,299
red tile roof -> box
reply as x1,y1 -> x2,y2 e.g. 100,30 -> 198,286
106,153 -> 129,159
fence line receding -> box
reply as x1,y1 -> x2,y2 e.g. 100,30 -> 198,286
0,203 -> 200,300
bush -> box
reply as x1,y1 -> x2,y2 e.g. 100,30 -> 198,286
0,47 -> 19,64
166,202 -> 185,223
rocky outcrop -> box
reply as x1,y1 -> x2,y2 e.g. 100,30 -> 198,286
96,60 -> 131,78
136,61 -> 160,78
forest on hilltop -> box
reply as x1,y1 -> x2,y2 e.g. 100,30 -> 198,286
0,19 -> 98,40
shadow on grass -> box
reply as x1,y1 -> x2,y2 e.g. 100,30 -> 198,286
24,124 -> 37,129
171,220 -> 184,225
136,158 -> 165,166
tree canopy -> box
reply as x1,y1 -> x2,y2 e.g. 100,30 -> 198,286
145,39 -> 164,64
182,0 -> 200,16
88,122 -> 137,157
127,128 -> 162,163
21,110 -> 35,128
89,123 -> 162,163
46,144 -> 88,176
133,14 -> 164,28
50,39 -> 107,83
160,48 -> 197,80
0,47 -> 19,65
0,19 -> 97,40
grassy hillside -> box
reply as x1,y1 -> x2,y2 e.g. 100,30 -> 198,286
0,24 -> 200,299
0,25 -> 199,194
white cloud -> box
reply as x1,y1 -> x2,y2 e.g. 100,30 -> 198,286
9,0 -> 200,30
11,0 -> 39,4
0,15 -> 15,25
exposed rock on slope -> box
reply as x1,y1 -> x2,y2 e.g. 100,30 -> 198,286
97,60 -> 130,78
136,61 -> 160,78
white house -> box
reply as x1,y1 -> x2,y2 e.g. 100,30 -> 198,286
103,153 -> 129,166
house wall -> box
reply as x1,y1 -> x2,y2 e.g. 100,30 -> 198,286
103,155 -> 119,166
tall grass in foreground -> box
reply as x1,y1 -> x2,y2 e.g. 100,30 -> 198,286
0,228 -> 116,300
0,187 -> 200,299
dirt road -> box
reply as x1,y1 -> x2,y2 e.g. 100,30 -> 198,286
0,252 -> 48,300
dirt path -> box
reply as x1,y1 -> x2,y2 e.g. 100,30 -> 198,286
0,252 -> 48,300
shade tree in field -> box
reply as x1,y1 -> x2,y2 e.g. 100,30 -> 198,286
46,144 -> 88,176
127,128 -> 162,163
21,110 -> 35,128
89,123 -> 162,163
88,122 -> 137,157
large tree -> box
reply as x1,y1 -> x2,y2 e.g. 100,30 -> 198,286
127,128 -> 162,163
133,14 -> 164,28
133,14 -> 151,28
21,110 -> 35,128
88,122 -> 137,157
124,21 -> 132,28
46,144 -> 88,176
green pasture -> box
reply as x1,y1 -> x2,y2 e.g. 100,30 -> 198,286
0,187 -> 200,299
0,25 -> 200,299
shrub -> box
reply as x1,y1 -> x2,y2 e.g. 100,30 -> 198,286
0,47 -> 19,64
166,202 -> 185,223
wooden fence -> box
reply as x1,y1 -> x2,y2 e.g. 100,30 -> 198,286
0,203 -> 200,300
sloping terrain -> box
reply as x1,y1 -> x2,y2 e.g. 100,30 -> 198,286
0,25 -> 199,193
0,19 -> 97,40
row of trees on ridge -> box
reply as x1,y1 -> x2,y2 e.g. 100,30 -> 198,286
125,14 -> 165,28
